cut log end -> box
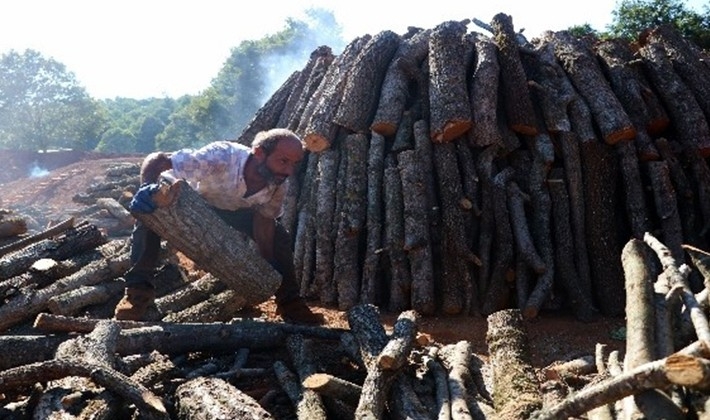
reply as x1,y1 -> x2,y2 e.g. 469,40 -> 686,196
511,124 -> 538,136
371,122 -> 397,137
152,181 -> 182,208
304,134 -> 331,153
603,126 -> 637,145
431,121 -> 472,143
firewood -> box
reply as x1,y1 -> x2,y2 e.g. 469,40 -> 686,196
377,310 -> 418,371
333,133 -> 368,310
128,355 -> 179,388
95,197 -> 133,227
0,221 -> 105,281
278,46 -> 334,130
531,340 -> 710,420
482,167 -> 515,316
438,340 -> 481,419
273,360 -> 327,420
303,373 -> 362,407
594,38 -> 663,160
389,374 -> 433,419
302,36 -> 370,152
131,179 -> 281,305
153,272 -> 226,315
433,141 -> 476,314
644,232 -> 710,343
175,376 -> 272,420
361,133 -> 385,305
293,152 -> 319,298
639,35 -> 710,157
684,244 -> 710,281
580,140 -> 625,316
398,148 -> 435,315
423,348 -> 452,419
521,134 -> 555,319
679,146 -> 710,239
468,32 -> 504,147
383,158 -> 411,312
486,309 -> 542,419
491,13 -> 538,136
621,239 -> 657,367
475,145 -> 499,308
507,181 -> 545,274
312,147 -> 339,305
650,25 -> 710,124
334,30 -> 401,133
284,334 -> 328,418
549,31 -> 636,145
160,289 -> 246,323
616,140 -> 652,238
347,304 -> 394,419
547,173 -> 597,321
236,70 -> 299,146
647,161 -> 685,261
0,216 -> 27,238
428,20 -> 473,142
0,250 -> 130,332
372,29 -> 431,136
46,279 -> 125,316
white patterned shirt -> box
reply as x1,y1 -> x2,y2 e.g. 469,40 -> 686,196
165,141 -> 286,218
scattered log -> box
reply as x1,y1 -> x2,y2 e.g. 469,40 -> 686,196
303,373 -> 362,407
160,289 -> 246,323
131,179 -> 281,305
175,376 -> 273,419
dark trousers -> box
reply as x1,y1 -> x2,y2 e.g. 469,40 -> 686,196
125,208 -> 301,305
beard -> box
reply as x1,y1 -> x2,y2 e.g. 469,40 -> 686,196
256,161 -> 288,185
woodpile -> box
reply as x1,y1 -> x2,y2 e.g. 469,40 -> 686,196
238,18 -> 710,320
1,13 -> 710,420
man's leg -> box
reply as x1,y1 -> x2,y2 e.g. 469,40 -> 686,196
213,208 -> 323,324
114,221 -> 161,320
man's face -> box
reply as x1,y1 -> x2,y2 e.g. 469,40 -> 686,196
255,138 -> 304,185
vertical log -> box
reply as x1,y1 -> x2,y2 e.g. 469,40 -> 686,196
334,30 -> 401,133
468,32 -> 504,148
475,144 -> 500,310
428,20 -> 473,142
384,157 -> 411,312
361,133 -> 386,305
293,153 -> 320,297
647,161 -> 685,262
616,139 -> 652,239
491,13 -> 538,136
313,147 -> 340,306
333,134 -> 369,310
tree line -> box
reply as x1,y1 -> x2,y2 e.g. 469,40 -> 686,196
0,0 -> 706,154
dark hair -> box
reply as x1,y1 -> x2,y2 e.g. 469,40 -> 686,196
251,128 -> 304,155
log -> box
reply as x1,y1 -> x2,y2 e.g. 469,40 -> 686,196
639,35 -> 710,157
46,279 -> 125,316
486,309 -> 542,419
549,31 -> 636,144
383,158 -> 412,312
333,133 -> 368,310
371,28 -> 431,136
153,273 -> 226,315
285,334 -> 328,419
523,41 -> 572,133
616,139 -> 652,238
647,160 -> 685,261
361,133 -> 385,305
313,147 -> 339,305
160,289 -> 246,323
0,216 -> 27,238
334,30 -> 401,133
278,45 -> 334,130
491,13 -> 538,136
294,151 -> 320,297
0,221 -> 105,281
531,340 -> 710,420
273,360 -> 327,420
175,376 -> 273,419
428,20 -> 473,142
302,36 -> 371,152
377,310 -> 418,370
468,32 -> 504,147
0,217 -> 74,258
131,179 -> 280,305
303,373 -> 362,406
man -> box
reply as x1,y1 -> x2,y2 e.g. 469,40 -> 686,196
114,128 -> 324,324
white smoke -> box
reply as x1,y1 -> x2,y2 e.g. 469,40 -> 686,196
28,161 -> 50,178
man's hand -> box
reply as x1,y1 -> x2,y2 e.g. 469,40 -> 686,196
130,183 -> 161,213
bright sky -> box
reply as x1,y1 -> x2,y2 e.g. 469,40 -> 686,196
0,0 -> 705,99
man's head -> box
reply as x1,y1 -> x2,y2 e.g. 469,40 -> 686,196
251,128 -> 305,185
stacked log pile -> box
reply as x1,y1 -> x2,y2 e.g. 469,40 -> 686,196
237,17 -> 710,320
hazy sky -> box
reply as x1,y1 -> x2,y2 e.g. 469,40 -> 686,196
1,0 -> 705,99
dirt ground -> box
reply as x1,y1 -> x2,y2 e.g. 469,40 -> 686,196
0,153 -> 627,369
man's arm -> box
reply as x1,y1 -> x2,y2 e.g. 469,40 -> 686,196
140,152 -> 173,183
252,211 -> 276,262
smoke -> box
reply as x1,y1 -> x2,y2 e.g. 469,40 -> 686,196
28,161 -> 49,178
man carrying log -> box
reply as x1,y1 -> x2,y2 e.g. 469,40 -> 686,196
113,128 -> 324,324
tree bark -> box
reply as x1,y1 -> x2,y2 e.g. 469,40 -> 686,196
175,376 -> 273,419
468,32 -> 504,148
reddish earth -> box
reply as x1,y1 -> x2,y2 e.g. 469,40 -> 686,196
0,153 -> 627,369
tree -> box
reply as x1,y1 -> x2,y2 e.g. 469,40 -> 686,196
0,49 -> 106,151
608,0 -> 710,47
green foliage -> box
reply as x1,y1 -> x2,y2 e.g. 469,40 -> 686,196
608,0 -> 710,47
100,96 -> 180,153
0,49 -> 106,151
567,23 -> 601,37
